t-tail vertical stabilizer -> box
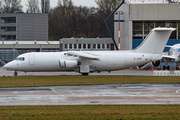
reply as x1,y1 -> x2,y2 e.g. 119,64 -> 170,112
135,28 -> 176,54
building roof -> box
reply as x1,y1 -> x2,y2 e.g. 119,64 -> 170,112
127,0 -> 180,4
0,41 -> 59,45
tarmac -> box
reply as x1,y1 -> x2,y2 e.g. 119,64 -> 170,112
0,84 -> 180,106
0,67 -> 180,106
0,67 -> 154,76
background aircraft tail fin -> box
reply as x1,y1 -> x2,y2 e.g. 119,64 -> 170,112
135,28 -> 175,54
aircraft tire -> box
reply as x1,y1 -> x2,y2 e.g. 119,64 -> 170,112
176,66 -> 179,70
14,71 -> 18,76
167,65 -> 170,70
163,65 -> 166,70
81,73 -> 89,76
176,65 -> 179,70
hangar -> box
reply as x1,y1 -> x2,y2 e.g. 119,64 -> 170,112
114,0 -> 180,51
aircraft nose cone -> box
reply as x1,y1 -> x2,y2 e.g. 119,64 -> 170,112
3,61 -> 17,70
3,63 -> 10,69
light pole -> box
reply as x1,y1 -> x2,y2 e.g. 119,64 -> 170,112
117,11 -> 124,51
44,0 -> 45,13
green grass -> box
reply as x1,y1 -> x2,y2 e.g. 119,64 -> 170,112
0,75 -> 180,88
0,76 -> 180,119
0,105 -> 180,120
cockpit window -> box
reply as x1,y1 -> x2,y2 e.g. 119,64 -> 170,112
15,57 -> 25,61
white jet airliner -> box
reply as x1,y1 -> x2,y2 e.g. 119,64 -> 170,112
162,44 -> 180,70
3,28 -> 175,76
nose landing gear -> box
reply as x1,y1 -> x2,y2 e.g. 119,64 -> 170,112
14,71 -> 18,76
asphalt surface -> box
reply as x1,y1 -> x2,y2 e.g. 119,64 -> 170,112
0,67 -> 180,106
0,67 -> 154,76
0,84 -> 180,106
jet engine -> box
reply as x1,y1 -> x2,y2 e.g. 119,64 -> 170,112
151,60 -> 161,67
59,59 -> 80,68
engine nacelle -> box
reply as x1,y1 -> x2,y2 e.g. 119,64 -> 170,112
151,60 -> 161,67
59,59 -> 80,68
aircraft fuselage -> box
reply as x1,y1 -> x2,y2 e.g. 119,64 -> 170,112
4,51 -> 161,73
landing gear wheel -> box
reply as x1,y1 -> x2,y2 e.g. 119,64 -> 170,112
81,73 -> 89,76
163,65 -> 166,70
14,71 -> 18,76
176,65 -> 179,70
163,65 -> 170,70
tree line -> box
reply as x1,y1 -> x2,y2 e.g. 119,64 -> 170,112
0,0 -> 50,13
50,0 -> 122,40
0,0 -> 122,40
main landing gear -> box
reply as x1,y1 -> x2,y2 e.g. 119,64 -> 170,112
163,65 -> 170,70
176,65 -> 180,70
81,73 -> 89,76
14,71 -> 18,76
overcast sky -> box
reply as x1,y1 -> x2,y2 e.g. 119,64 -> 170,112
21,0 -> 97,11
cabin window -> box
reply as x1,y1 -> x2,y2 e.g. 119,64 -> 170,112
97,44 -> 100,49
107,44 -> 110,49
78,44 -> 81,49
69,44 -> 72,49
83,44 -> 86,49
93,44 -> 96,49
102,44 -> 105,49
21,57 -> 25,61
74,44 -> 77,49
88,44 -> 91,49
16,57 -> 25,61
65,44 -> 68,49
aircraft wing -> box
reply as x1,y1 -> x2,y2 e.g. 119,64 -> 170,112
67,51 -> 100,60
162,55 -> 176,60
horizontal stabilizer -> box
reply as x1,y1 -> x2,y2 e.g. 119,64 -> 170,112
165,45 -> 173,48
162,55 -> 176,60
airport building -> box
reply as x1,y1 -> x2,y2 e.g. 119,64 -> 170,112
0,13 -> 48,41
60,38 -> 114,51
0,38 -> 114,66
114,0 -> 180,51
0,13 -> 49,66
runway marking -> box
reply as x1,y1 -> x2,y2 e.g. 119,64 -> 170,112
50,88 -> 59,95
176,90 -> 180,93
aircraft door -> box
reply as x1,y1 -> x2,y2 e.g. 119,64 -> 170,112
16,59 -> 19,70
29,54 -> 35,66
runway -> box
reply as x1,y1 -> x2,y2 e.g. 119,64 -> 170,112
0,84 -> 180,106
0,68 -> 179,106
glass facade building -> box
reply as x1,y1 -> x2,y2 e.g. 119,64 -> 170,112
132,21 -> 180,52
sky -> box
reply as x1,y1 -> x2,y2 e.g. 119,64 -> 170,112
21,0 -> 97,11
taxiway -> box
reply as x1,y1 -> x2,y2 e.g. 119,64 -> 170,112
0,67 -> 153,76
0,84 -> 180,106
0,68 -> 179,106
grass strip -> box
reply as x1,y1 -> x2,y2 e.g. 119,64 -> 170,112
0,75 -> 180,88
0,105 -> 180,120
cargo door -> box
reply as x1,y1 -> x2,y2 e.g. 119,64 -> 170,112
29,54 -> 35,66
